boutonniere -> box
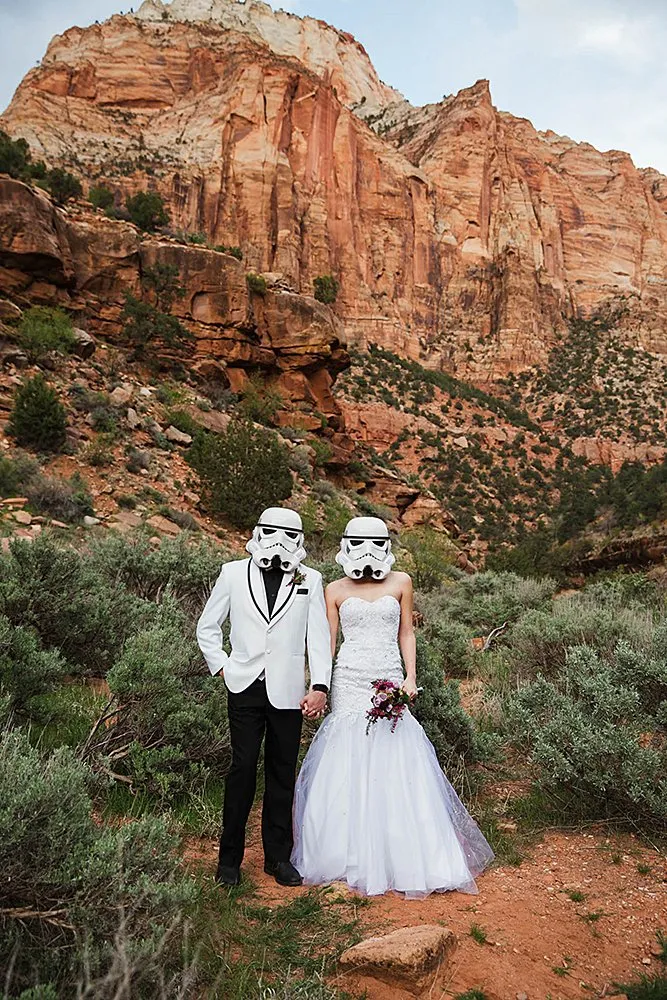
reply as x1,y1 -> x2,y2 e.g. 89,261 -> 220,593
293,568 -> 306,586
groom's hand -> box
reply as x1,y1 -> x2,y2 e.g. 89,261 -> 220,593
300,688 -> 327,719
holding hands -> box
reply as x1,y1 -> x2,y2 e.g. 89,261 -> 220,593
301,688 -> 327,719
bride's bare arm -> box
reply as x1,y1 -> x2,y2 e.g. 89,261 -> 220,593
398,575 -> 417,697
325,583 -> 340,658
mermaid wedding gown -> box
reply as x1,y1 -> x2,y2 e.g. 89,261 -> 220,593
291,594 -> 494,898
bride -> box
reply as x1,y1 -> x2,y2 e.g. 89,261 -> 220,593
291,516 -> 494,898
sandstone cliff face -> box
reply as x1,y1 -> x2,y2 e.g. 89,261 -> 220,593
0,176 -> 347,423
2,0 -> 667,383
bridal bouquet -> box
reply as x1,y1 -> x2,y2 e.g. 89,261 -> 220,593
365,679 -> 413,735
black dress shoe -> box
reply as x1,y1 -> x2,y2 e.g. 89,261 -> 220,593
264,860 -> 303,887
215,864 -> 240,886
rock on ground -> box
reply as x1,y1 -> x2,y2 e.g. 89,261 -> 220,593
339,925 -> 457,995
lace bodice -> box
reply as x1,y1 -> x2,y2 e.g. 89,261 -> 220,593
331,595 -> 404,718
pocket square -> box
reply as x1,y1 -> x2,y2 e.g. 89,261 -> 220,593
297,587 -> 309,594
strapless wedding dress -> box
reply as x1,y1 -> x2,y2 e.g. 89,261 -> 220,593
291,594 -> 494,898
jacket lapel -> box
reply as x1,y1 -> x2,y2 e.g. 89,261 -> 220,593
269,570 -> 297,626
247,559 -> 269,624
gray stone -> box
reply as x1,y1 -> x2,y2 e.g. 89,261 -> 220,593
165,425 -> 192,445
109,385 -> 133,406
126,407 -> 142,429
83,515 -> 101,527
72,328 -> 96,359
1,347 -> 29,369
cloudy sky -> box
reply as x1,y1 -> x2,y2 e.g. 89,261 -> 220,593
2,0 -> 666,173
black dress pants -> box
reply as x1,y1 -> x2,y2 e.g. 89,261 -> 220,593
218,678 -> 303,869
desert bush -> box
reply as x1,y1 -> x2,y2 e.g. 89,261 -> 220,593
187,419 -> 292,529
0,615 -> 67,724
7,374 -> 68,452
288,445 -> 314,482
16,306 -> 75,361
400,526 -> 458,592
239,374 -> 283,425
0,535 -> 148,676
509,629 -> 667,826
213,243 -> 243,260
313,275 -> 339,305
498,600 -> 656,682
422,617 -> 473,678
413,634 -> 496,791
25,471 -> 94,523
309,438 -> 333,468
87,532 -> 228,619
0,129 -> 46,181
45,167 -> 82,204
0,731 -> 197,996
164,407 -> 200,437
125,190 -> 168,231
0,450 -> 40,497
84,433 -> 115,467
126,446 -> 151,473
246,273 -> 267,295
121,263 -> 193,360
428,571 -> 557,632
83,606 -> 231,801
88,184 -> 114,210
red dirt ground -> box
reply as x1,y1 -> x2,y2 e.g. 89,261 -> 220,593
186,820 -> 666,1000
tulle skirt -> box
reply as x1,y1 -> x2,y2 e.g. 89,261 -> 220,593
291,709 -> 495,898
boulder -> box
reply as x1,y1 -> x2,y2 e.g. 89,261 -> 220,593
83,515 -> 101,526
13,510 -> 32,525
1,347 -> 29,368
126,407 -> 142,429
109,385 -> 133,406
71,328 -> 96,359
165,425 -> 192,445
146,513 -> 181,536
339,925 -> 457,995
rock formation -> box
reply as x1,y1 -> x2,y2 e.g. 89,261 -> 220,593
2,0 -> 667,383
0,175 -> 347,425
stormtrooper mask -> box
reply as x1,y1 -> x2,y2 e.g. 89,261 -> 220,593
246,507 -> 306,573
336,516 -> 395,581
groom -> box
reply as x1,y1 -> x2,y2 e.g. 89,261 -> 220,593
196,507 -> 331,887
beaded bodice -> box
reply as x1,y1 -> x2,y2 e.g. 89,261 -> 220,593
331,595 -> 404,718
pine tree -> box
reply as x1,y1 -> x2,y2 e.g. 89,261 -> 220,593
7,374 -> 67,452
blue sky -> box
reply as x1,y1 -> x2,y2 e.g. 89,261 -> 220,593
2,0 -> 667,173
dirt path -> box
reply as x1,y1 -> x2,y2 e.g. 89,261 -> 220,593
187,823 -> 666,999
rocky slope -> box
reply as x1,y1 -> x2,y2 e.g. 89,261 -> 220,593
3,0 -> 667,382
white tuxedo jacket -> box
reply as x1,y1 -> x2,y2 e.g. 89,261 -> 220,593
196,557 -> 332,709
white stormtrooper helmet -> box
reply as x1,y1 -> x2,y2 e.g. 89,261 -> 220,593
336,516 -> 395,581
246,507 -> 306,573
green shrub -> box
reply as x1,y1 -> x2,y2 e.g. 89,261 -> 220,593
509,631 -> 667,826
122,262 -> 192,360
26,471 -> 93,523
0,615 -> 67,724
0,535 -> 148,676
0,130 -> 45,180
84,433 -> 115,467
400,526 -> 458,592
239,374 -> 283,425
87,532 -> 229,619
423,617 -> 473,677
165,407 -> 200,437
187,419 -> 292,529
44,167 -> 82,204
0,731 -> 197,995
16,307 -> 75,361
313,274 -> 339,304
88,184 -> 114,210
429,571 -> 557,632
213,243 -> 243,260
0,450 -> 40,497
413,635 -> 495,791
125,190 -> 168,230
246,272 -> 267,295
85,607 -> 231,800
288,444 -> 314,482
7,375 -> 68,452
310,438 -> 333,468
